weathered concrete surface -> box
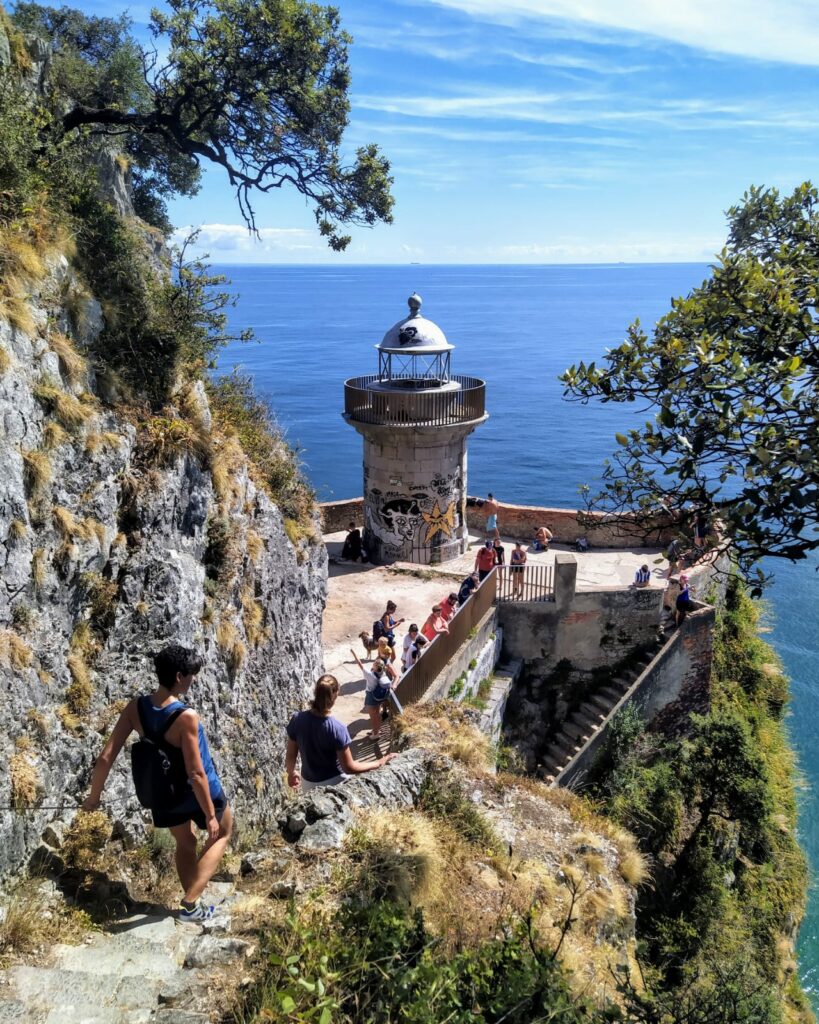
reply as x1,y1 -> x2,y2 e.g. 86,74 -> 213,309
0,884 -> 249,1023
498,581 -> 665,676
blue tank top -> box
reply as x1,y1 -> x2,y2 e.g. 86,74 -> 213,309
139,697 -> 223,799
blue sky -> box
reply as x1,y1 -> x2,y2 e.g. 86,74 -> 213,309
80,0 -> 819,263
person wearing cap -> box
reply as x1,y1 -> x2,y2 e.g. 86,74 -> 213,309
675,573 -> 695,626
634,564 -> 651,587
421,604 -> 449,642
458,572 -> 479,605
440,592 -> 459,623
474,539 -> 496,582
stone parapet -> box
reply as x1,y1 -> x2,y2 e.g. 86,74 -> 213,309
466,497 -> 677,548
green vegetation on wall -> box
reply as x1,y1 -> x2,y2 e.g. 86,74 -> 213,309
590,579 -> 811,1024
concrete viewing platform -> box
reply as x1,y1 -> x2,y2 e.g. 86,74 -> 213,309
321,528 -> 672,761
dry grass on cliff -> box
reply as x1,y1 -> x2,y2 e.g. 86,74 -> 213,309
0,630 -> 33,671
0,344 -> 9,375
65,653 -> 93,712
0,290 -> 38,337
21,448 -> 52,498
392,700 -> 493,772
48,332 -> 87,387
33,377 -> 95,431
9,741 -> 40,809
0,879 -> 93,965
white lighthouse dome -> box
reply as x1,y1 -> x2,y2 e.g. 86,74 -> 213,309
378,293 -> 453,353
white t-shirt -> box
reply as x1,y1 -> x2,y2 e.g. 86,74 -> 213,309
363,668 -> 389,693
402,634 -> 417,671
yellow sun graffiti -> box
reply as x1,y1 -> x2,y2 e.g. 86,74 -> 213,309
422,500 -> 457,544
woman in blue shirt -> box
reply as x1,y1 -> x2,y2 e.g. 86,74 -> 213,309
285,675 -> 396,790
83,644 -> 231,923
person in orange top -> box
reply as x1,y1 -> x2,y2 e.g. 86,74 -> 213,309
439,592 -> 459,623
421,605 -> 449,642
474,539 -> 496,582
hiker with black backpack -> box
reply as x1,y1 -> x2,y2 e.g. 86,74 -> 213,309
82,644 -> 232,923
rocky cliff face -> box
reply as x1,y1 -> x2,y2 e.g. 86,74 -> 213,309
0,218 -> 327,884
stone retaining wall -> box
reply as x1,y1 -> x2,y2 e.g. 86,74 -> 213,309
320,497 -> 364,534
558,602 -> 715,788
467,498 -> 677,548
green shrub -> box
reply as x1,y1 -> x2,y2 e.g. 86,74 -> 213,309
417,776 -> 499,851
238,902 -> 600,1024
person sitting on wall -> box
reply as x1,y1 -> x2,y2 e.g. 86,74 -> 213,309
675,573 -> 696,626
458,572 -> 480,605
532,526 -> 553,551
440,592 -> 459,623
286,674 -> 396,790
421,604 -> 449,642
341,521 -> 363,561
474,539 -> 496,582
634,563 -> 651,588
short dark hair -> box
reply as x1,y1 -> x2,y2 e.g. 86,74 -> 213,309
154,644 -> 203,689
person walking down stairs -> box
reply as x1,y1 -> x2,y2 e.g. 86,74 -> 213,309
83,644 -> 232,924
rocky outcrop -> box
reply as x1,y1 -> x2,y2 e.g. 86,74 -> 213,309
279,748 -> 428,850
0,257 -> 327,881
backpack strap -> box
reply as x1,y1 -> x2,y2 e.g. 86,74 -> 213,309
137,696 -> 187,742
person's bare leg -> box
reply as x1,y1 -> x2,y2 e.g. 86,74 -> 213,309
183,805 -> 234,904
367,705 -> 381,738
170,822 -> 198,892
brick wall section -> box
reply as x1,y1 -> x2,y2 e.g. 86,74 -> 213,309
320,497 -> 364,534
466,497 -> 677,548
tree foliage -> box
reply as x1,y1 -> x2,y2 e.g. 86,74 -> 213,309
561,183 -> 819,590
28,0 -> 394,245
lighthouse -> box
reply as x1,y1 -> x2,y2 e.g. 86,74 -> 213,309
343,294 -> 488,565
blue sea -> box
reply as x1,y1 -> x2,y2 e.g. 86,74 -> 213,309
214,263 -> 819,1000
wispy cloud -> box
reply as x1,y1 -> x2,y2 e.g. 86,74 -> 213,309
355,87 -> 819,133
418,0 -> 819,67
172,224 -> 319,254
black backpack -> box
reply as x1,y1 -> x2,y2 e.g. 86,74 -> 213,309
372,618 -> 385,641
131,698 -> 189,810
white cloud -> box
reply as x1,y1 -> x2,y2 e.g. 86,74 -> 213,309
439,235 -> 724,262
355,88 -> 819,133
172,224 -> 319,254
420,0 -> 819,67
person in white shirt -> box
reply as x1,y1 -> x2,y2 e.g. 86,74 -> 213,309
402,624 -> 420,672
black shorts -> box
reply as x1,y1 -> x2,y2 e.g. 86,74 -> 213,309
478,569 -> 491,581
152,790 -> 228,830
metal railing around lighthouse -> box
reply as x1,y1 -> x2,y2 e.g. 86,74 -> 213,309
344,374 -> 486,427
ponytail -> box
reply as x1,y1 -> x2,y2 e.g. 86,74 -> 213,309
311,674 -> 339,715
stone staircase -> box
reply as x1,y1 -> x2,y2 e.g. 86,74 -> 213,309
540,639 -> 665,785
0,883 -> 248,1024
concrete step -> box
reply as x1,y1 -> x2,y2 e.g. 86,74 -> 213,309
588,692 -> 616,715
7,966 -> 164,1019
572,709 -> 603,734
598,686 -> 624,706
562,719 -> 593,745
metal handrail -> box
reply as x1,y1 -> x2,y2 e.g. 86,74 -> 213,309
496,563 -> 554,602
344,374 -> 486,427
393,569 -> 497,708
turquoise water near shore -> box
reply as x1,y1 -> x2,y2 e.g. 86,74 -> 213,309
214,263 -> 819,1002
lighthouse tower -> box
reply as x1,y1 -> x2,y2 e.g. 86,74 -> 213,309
343,294 -> 488,565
